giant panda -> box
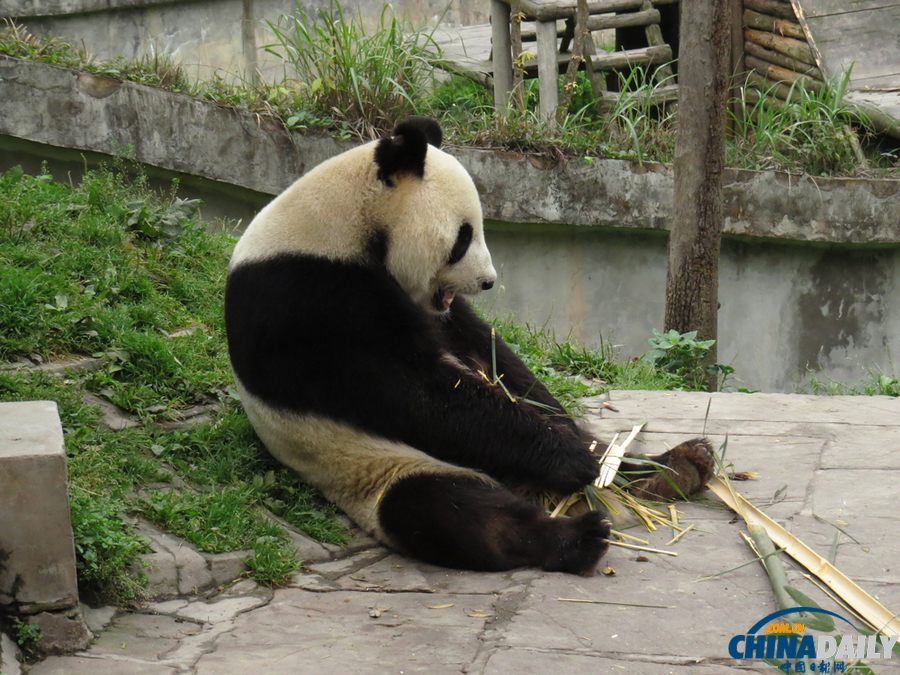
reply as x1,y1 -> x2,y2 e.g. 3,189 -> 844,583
225,117 -> 714,575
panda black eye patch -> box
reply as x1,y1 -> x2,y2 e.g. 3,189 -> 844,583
448,224 -> 473,265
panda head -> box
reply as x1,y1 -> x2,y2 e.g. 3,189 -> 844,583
371,118 -> 496,314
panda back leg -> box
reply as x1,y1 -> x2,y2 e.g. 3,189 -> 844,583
378,472 -> 611,575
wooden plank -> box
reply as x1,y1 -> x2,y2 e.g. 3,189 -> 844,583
798,0 -> 900,19
804,7 -> 900,84
535,19 -> 559,121
791,0 -> 900,88
491,1 -> 514,109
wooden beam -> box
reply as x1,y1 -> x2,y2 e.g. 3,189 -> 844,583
587,8 -> 660,31
535,20 -> 559,122
744,40 -> 822,79
743,0 -> 796,20
491,0 -> 514,110
520,0 -> 644,22
744,28 -> 816,65
743,9 -> 805,40
745,54 -> 824,91
521,44 -> 673,74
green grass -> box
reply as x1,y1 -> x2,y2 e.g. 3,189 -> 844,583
805,370 -> 900,397
1,16 -> 895,177
264,0 -> 439,135
0,165 -> 346,601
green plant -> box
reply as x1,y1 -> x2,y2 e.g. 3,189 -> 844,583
602,63 -> 678,164
264,0 -> 440,134
730,70 -> 869,175
13,619 -> 42,654
69,491 -> 148,603
643,329 -> 723,391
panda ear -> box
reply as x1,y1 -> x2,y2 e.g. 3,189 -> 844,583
374,117 -> 443,186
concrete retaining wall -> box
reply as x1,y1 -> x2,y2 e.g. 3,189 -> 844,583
1,0 -> 487,83
1,56 -> 899,391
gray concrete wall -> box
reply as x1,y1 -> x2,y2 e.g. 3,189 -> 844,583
1,0 -> 487,83
1,57 -> 898,392
481,226 -> 900,392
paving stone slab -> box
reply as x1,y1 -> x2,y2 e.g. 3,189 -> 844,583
307,547 -> 390,580
22,391 -> 900,673
87,613 -> 202,661
28,656 -> 176,674
481,648 -> 765,674
193,588 -> 490,675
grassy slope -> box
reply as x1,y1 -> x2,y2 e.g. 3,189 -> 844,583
0,166 -> 344,599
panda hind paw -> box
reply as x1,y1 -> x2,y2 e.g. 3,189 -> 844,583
542,512 -> 611,576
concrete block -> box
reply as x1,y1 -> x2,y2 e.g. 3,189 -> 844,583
0,401 -> 79,612
0,631 -> 22,675
30,608 -> 92,653
204,551 -> 249,587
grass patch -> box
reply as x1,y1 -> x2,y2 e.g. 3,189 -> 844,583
0,165 -> 345,600
491,317 -> 699,415
264,0 -> 439,135
805,370 -> 900,397
1,16 -> 895,177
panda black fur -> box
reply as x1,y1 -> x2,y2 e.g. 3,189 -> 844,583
225,118 -> 713,575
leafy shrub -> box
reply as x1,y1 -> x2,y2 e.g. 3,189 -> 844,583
643,329 -> 728,391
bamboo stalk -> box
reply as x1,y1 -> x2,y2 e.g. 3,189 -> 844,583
744,0 -> 796,20
744,28 -> 815,65
666,523 -> 694,545
745,55 -> 823,91
743,9 -> 805,40
610,528 -> 651,545
709,476 -> 900,638
604,539 -> 678,557
744,41 -> 821,79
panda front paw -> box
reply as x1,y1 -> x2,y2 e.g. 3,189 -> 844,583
543,442 -> 600,495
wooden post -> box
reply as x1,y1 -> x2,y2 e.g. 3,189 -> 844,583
491,0 -> 513,111
730,0 -> 745,128
664,0 -> 730,390
535,19 -> 559,123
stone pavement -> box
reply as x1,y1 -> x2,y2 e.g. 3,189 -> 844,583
23,391 -> 900,674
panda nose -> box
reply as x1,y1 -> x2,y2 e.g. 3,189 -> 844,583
481,279 -> 494,291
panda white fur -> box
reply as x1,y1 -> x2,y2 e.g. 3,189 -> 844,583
225,118 -> 713,574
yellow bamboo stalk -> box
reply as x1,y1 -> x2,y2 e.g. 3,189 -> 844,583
708,476 -> 900,638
